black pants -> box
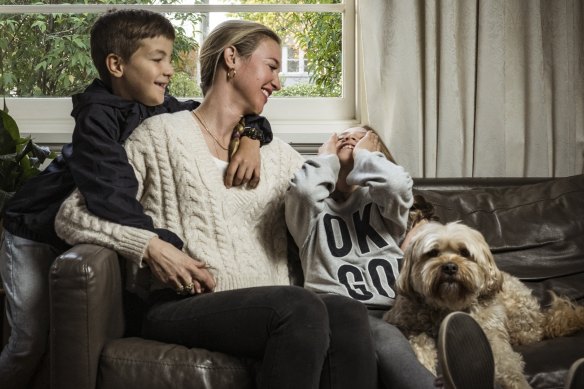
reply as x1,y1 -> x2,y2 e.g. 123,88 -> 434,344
142,286 -> 377,389
368,309 -> 436,388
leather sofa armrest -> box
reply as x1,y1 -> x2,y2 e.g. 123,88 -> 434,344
50,244 -> 125,389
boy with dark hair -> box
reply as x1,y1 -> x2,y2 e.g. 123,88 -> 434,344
0,9 -> 271,388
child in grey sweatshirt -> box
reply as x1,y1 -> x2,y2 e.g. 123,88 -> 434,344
285,126 -> 437,388
286,125 -> 412,307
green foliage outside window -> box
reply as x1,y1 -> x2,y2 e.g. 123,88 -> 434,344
168,71 -> 202,97
273,82 -> 325,97
236,0 -> 342,97
0,0 -> 342,98
0,0 -> 201,98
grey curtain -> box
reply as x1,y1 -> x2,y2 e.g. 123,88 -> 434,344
358,0 -> 584,177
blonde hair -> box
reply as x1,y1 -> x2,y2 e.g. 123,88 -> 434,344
362,125 -> 397,164
199,20 -> 281,96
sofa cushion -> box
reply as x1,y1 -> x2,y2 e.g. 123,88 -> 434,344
517,330 -> 584,389
414,175 -> 584,288
98,337 -> 258,389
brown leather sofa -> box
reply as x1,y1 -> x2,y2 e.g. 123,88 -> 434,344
49,175 -> 584,389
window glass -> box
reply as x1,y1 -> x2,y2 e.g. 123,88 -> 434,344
0,0 -> 354,142
0,1 -> 342,98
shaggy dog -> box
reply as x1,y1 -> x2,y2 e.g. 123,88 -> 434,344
385,221 -> 584,389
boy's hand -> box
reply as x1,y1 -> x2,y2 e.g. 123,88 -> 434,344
318,133 -> 339,156
354,131 -> 380,155
144,236 -> 216,294
225,136 -> 261,188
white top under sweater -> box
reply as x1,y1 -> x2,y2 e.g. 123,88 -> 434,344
55,110 -> 305,296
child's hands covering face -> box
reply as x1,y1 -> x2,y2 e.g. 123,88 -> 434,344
318,133 -> 340,156
353,130 -> 380,155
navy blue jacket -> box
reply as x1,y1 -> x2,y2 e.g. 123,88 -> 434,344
2,79 -> 273,250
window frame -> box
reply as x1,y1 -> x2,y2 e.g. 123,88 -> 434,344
0,1 -> 359,148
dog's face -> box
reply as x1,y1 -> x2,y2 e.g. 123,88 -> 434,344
398,222 -> 503,311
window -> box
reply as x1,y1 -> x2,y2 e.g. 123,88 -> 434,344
0,1 -> 358,148
282,46 -> 307,74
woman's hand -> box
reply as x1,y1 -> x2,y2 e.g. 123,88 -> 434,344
225,136 -> 261,188
354,130 -> 380,155
318,133 -> 339,156
144,236 -> 216,294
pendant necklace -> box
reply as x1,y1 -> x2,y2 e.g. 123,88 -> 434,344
193,110 -> 229,151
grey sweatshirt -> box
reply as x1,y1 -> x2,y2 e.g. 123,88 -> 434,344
285,150 -> 413,308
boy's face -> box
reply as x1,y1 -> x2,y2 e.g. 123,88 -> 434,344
115,36 -> 174,106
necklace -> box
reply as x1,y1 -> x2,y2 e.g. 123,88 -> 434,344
193,109 -> 229,151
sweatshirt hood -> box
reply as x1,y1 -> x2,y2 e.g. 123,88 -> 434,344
71,79 -> 139,120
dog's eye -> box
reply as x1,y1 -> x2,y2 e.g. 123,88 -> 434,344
426,249 -> 440,258
459,248 -> 470,258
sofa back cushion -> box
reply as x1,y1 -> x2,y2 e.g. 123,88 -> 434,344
413,175 -> 584,285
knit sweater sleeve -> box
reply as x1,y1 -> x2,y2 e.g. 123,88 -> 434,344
346,150 -> 413,233
55,121 -> 159,266
285,154 -> 339,249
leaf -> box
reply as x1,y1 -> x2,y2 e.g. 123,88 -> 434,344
31,20 -> 47,33
34,61 -> 48,72
0,106 -> 55,192
0,109 -> 20,143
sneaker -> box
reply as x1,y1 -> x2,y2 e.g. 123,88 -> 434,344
437,312 -> 495,389
565,358 -> 584,389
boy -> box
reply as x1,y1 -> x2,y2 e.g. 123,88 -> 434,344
0,9 -> 271,389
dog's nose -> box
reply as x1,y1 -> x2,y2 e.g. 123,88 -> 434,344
442,263 -> 458,275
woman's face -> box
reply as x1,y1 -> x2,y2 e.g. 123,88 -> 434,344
234,38 -> 282,115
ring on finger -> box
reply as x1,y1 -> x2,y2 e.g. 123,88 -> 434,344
176,285 -> 186,295
183,282 -> 194,293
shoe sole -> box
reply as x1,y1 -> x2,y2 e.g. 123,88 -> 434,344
437,312 -> 495,389
565,357 -> 584,389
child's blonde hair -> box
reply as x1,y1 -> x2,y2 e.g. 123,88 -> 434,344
362,125 -> 397,164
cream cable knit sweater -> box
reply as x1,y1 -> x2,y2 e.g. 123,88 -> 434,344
55,110 -> 305,294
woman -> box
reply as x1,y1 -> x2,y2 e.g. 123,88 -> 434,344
55,20 -> 377,389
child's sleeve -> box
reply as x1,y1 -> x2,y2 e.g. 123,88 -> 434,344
68,105 -> 183,249
55,131 -> 156,266
162,95 -> 200,113
347,150 -> 413,232
285,154 -> 339,248
242,115 -> 273,145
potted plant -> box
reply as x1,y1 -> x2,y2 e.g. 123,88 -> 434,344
0,99 -> 57,212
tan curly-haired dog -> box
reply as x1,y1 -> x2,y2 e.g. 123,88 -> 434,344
385,221 -> 584,389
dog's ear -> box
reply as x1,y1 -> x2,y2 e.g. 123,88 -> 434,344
475,232 -> 503,298
396,238 -> 417,298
